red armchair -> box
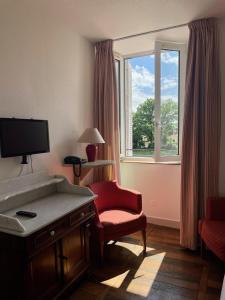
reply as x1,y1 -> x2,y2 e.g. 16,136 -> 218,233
89,181 -> 147,259
199,197 -> 225,261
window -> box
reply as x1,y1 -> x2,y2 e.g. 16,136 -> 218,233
116,41 -> 186,162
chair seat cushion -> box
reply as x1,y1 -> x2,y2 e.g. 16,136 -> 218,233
200,220 -> 225,261
98,209 -> 146,241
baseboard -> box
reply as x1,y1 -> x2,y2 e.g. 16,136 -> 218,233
147,216 -> 180,229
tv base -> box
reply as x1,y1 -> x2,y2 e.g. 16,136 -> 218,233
21,155 -> 28,164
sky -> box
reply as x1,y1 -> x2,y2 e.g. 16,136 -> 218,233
128,50 -> 179,111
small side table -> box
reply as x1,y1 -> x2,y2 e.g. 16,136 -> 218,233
71,160 -> 114,185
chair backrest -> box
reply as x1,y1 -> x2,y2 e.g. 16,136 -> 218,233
89,181 -> 122,213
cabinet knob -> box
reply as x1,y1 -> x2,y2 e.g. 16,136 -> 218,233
50,230 -> 55,236
80,212 -> 85,218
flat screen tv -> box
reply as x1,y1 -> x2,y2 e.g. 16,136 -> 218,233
0,118 -> 50,163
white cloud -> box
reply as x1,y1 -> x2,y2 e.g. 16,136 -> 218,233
131,65 -> 155,89
161,52 -> 178,65
130,65 -> 154,111
129,64 -> 178,111
161,77 -> 178,90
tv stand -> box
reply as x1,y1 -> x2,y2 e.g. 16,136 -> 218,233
21,154 -> 28,164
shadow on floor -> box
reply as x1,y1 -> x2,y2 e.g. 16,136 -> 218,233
67,224 -> 224,300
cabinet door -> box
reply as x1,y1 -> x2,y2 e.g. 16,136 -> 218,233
61,224 -> 89,283
30,243 -> 61,300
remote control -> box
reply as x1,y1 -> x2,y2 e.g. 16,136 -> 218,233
16,211 -> 37,218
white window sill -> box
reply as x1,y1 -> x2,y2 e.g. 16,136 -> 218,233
120,158 -> 181,165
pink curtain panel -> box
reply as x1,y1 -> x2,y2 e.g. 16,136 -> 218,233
180,18 -> 221,250
93,39 -> 120,182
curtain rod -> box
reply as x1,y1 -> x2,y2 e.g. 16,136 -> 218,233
113,23 -> 188,42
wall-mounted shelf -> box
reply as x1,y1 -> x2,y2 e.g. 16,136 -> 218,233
71,160 -> 114,185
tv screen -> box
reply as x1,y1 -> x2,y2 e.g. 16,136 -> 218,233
0,118 -> 50,158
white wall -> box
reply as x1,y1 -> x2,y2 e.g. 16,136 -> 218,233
219,17 -> 225,195
0,1 -> 94,182
121,163 -> 181,228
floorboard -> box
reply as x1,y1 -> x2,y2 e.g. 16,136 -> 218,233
67,224 -> 224,300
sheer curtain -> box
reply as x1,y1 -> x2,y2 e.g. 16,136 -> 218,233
93,39 -> 120,182
180,18 -> 221,250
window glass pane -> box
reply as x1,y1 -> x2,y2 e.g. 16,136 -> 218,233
125,55 -> 155,157
160,50 -> 179,156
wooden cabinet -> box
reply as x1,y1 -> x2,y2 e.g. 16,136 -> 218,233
0,202 -> 95,300
61,226 -> 86,283
30,243 -> 61,299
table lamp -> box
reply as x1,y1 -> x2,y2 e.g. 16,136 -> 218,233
77,128 -> 105,162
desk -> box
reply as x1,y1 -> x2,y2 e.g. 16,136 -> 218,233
73,160 -> 114,185
0,172 -> 96,300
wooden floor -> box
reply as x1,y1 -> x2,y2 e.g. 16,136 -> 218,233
67,224 -> 224,300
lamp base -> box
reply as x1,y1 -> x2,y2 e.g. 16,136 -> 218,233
86,144 -> 97,162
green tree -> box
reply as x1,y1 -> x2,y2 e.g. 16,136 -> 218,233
132,98 -> 155,149
160,99 -> 178,150
132,98 -> 178,151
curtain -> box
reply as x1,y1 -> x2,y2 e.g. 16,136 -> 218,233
93,39 -> 120,182
180,18 -> 221,250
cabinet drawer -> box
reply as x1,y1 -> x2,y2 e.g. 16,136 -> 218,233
69,203 -> 95,227
26,203 -> 95,255
34,219 -> 68,249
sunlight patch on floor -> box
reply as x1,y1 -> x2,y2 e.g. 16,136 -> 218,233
101,240 -> 166,297
126,277 -> 155,297
114,240 -> 156,256
126,251 -> 166,297
101,270 -> 130,288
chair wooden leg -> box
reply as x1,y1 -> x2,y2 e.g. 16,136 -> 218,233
200,238 -> 203,258
141,229 -> 146,255
200,238 -> 208,259
100,241 -> 104,264
200,238 -> 204,258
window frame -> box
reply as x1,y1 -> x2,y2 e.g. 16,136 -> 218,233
114,53 -> 126,158
154,41 -> 186,162
115,41 -> 186,163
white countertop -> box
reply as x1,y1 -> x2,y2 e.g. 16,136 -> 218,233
1,192 -> 94,237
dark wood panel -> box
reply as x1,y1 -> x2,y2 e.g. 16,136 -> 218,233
34,219 -> 68,250
62,226 -> 87,283
0,249 -> 24,300
31,243 -> 61,299
69,203 -> 95,227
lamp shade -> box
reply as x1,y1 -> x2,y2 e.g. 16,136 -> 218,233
77,128 -> 105,144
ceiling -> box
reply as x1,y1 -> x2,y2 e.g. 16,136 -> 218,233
2,0 -> 225,54
113,26 -> 189,55
47,0 -> 225,54
49,0 -> 225,42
